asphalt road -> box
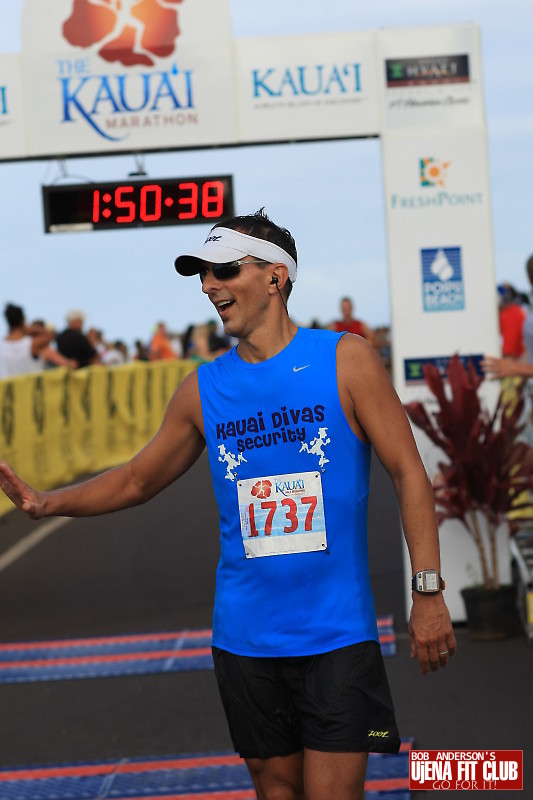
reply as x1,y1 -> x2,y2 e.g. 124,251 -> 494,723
0,451 -> 531,799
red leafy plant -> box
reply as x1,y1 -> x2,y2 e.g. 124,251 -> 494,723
404,355 -> 533,590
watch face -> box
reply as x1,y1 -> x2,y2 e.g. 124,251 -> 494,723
424,572 -> 439,591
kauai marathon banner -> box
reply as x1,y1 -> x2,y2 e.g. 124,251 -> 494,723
0,2 -> 486,160
9,0 -> 383,157
18,0 -> 238,156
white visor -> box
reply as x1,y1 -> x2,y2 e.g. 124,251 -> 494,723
174,227 -> 297,283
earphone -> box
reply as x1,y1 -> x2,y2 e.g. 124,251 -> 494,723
269,274 -> 288,312
270,275 -> 288,313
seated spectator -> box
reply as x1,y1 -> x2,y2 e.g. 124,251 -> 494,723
149,322 -> 177,360
0,304 -> 54,378
56,309 -> 100,368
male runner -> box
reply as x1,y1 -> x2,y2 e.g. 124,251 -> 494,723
0,210 -> 456,800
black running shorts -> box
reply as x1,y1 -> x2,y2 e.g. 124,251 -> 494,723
212,641 -> 401,760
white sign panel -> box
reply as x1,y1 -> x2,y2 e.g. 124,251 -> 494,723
382,128 -> 499,396
235,31 -> 380,142
21,0 -> 237,156
377,24 -> 485,130
0,55 -> 28,159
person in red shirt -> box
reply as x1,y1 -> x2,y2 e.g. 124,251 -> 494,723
332,297 -> 377,347
498,284 -> 528,358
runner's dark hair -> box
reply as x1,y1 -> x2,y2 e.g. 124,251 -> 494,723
213,209 -> 296,299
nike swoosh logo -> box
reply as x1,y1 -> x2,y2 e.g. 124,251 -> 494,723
293,365 -> 310,372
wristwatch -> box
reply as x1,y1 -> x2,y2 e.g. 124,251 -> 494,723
412,569 -> 445,594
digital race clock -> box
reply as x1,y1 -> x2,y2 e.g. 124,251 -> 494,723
42,175 -> 234,233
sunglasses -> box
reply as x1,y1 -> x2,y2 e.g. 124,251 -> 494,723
199,259 -> 269,284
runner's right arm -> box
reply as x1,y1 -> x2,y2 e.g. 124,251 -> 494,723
0,371 -> 205,520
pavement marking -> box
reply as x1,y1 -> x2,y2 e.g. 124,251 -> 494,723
0,620 -> 396,683
0,517 -> 71,574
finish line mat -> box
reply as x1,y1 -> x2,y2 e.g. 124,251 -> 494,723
0,617 -> 396,685
0,742 -> 413,800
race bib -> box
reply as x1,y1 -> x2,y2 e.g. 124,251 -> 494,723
237,471 -> 327,558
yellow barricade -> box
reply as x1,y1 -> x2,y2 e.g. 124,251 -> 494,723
0,360 -> 198,518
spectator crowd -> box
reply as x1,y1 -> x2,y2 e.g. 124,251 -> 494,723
0,304 -> 234,380
0,297 -> 395,382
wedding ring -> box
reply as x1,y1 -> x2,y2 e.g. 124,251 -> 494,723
439,650 -> 448,656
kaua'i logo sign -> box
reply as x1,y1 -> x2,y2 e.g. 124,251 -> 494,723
62,0 -> 184,67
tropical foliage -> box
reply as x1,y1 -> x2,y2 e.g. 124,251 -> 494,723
404,355 -> 533,589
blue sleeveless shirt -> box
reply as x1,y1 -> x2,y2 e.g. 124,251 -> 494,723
197,327 -> 379,656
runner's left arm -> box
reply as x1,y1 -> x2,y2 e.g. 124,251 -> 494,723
337,335 -> 456,674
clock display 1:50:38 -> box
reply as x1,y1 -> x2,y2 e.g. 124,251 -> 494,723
92,179 -> 226,224
42,175 -> 234,232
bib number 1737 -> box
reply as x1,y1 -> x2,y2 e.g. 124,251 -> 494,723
248,495 -> 317,537
237,471 -> 327,558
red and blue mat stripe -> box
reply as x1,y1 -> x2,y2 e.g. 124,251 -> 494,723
0,741 -> 412,799
0,617 -> 397,684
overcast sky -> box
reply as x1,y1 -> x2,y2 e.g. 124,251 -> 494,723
1,0 -> 531,348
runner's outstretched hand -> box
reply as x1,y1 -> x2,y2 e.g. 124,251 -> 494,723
0,460 -> 45,519
408,593 -> 457,674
